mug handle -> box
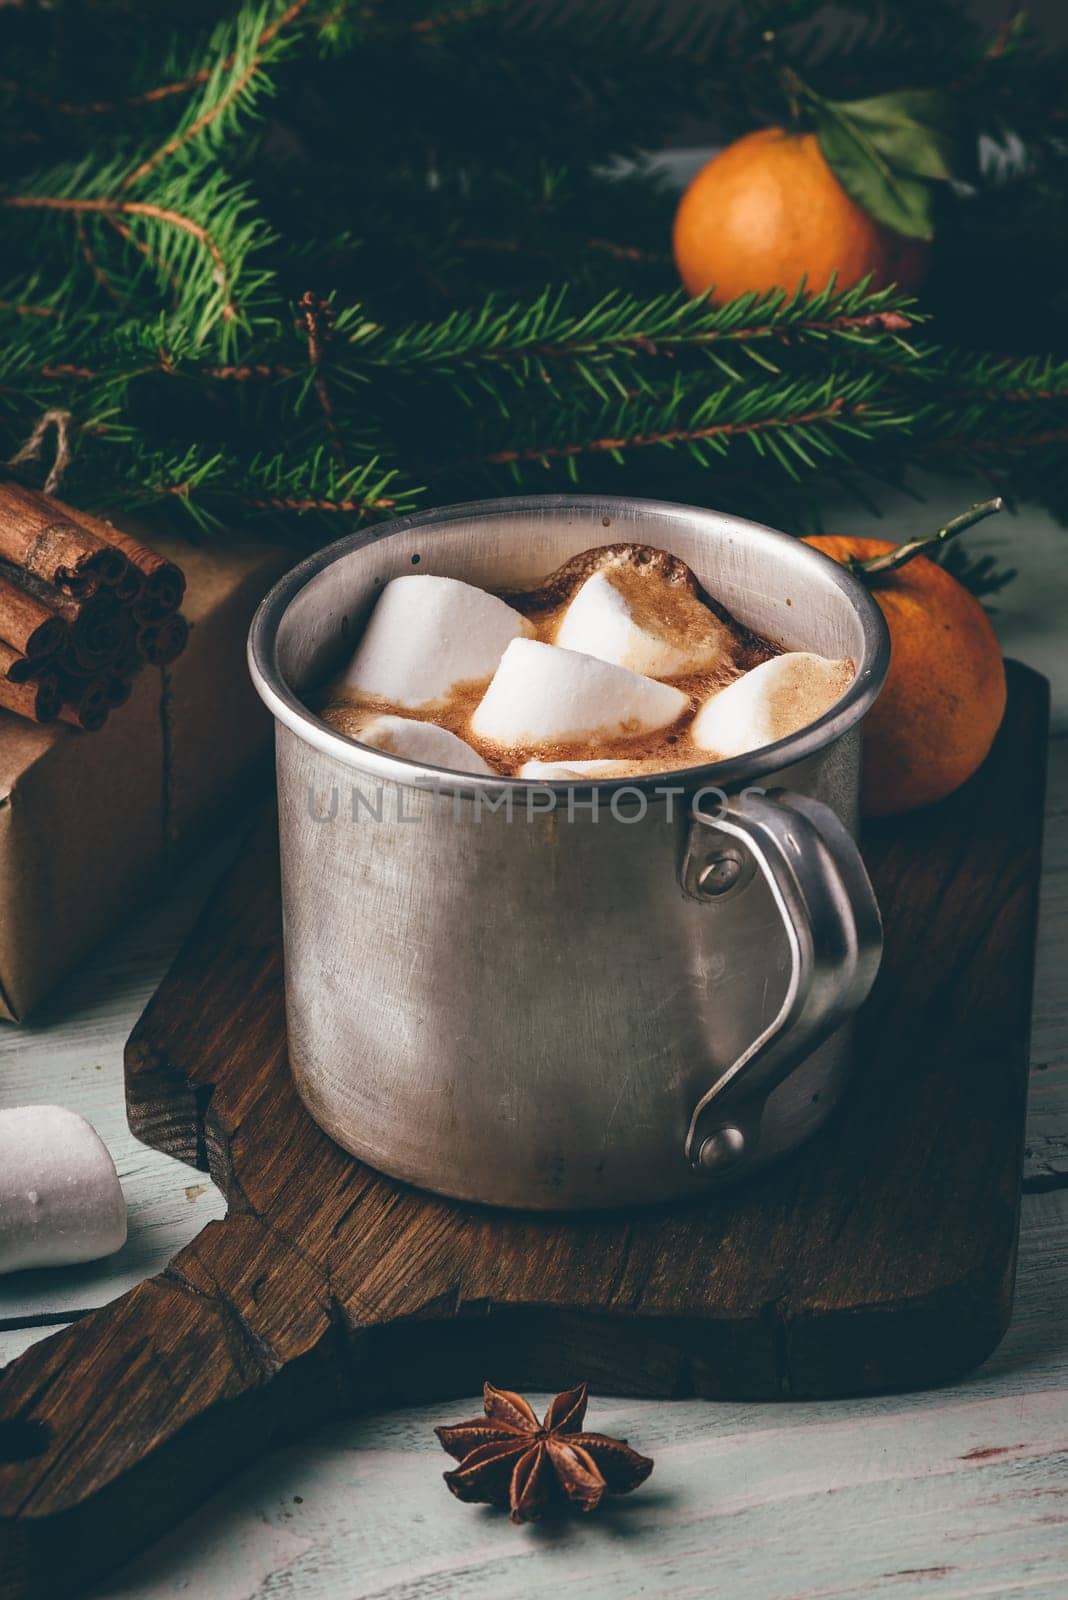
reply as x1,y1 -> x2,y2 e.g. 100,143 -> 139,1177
680,788 -> 882,1175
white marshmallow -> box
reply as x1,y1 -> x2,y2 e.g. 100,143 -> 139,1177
0,1105 -> 127,1273
335,710 -> 494,774
691,652 -> 853,758
555,567 -> 728,678
343,575 -> 533,710
471,638 -> 688,748
519,758 -> 684,780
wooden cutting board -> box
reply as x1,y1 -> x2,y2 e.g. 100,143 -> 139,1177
0,660 -> 1049,1600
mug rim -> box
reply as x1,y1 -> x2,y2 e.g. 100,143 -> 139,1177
247,493 -> 891,797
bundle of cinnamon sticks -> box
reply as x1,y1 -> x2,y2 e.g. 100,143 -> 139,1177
0,482 -> 189,732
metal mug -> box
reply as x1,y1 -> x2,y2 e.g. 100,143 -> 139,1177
248,495 -> 890,1210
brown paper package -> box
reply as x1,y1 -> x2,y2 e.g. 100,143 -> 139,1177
0,524 -> 292,1022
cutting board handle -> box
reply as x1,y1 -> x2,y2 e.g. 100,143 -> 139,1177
0,1211 -> 347,1599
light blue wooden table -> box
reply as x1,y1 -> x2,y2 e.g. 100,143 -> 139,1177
2,480 -> 1066,1600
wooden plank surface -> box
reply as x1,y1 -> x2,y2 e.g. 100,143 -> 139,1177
77,1199 -> 1068,1600
0,489 -> 1066,1600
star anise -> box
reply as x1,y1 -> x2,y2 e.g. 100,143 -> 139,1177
435,1381 -> 654,1524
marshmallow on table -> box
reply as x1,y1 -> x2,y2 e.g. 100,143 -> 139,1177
555,567 -> 729,678
342,575 -> 533,709
471,639 -> 688,749
323,706 -> 494,774
691,652 -> 853,759
0,1105 -> 127,1273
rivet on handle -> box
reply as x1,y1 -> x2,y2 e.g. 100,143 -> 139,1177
696,1125 -> 747,1172
696,851 -> 746,897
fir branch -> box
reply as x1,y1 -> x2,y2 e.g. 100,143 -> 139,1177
76,218 -> 122,304
296,290 -> 345,463
242,492 -> 398,513
410,2 -> 505,34
38,365 -> 100,382
218,450 -> 422,524
466,370 -> 903,484
2,158 -> 279,353
1,0 -> 313,123
353,282 -> 918,400
3,192 -> 235,314
0,73 -> 205,121
105,215 -> 182,301
5,282 -> 918,396
0,301 -> 57,319
480,396 -> 860,467
121,0 -> 311,190
922,349 -> 1068,405
57,437 -> 421,530
201,363 -> 294,381
942,425 -> 1068,456
3,0 -> 1068,542
0,0 -> 502,123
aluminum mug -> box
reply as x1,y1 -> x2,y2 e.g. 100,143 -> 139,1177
249,495 -> 890,1209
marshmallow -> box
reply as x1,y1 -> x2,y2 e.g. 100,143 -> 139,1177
518,758 -> 685,780
471,639 -> 688,749
343,575 -> 533,710
0,1105 -> 127,1273
691,652 -> 853,758
555,566 -> 729,678
323,706 -> 494,774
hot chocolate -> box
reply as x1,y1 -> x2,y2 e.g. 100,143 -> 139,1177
319,542 -> 854,776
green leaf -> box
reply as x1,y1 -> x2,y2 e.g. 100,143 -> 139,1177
813,88 -> 962,242
816,108 -> 935,241
828,90 -> 959,183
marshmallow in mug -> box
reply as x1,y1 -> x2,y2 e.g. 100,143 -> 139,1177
555,567 -> 729,678
472,638 -> 688,749
0,1105 -> 127,1273
323,707 -> 494,775
518,757 -> 684,780
691,651 -> 854,758
342,574 -> 533,710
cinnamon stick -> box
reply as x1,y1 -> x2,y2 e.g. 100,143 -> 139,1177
97,521 -> 185,619
37,491 -> 139,591
57,674 -> 110,732
0,638 -> 38,684
0,484 -> 189,728
0,572 -> 67,659
0,670 -> 60,724
55,503 -> 157,605
62,593 -> 124,676
0,482 -> 127,596
103,672 -> 133,709
137,611 -> 189,666
1,558 -> 128,676
0,559 -> 80,624
113,561 -> 145,606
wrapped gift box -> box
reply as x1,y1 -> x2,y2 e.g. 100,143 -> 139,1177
0,527 -> 292,1021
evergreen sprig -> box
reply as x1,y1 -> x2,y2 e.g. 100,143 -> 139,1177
356,281 -> 917,398
1,0 -> 1067,547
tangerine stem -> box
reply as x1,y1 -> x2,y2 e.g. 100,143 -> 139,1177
777,64 -> 814,131
851,496 -> 1005,581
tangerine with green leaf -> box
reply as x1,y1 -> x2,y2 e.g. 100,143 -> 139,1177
673,83 -> 958,302
673,127 -> 928,303
805,500 -> 1008,818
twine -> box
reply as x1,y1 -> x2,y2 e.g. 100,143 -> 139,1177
7,408 -> 73,494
